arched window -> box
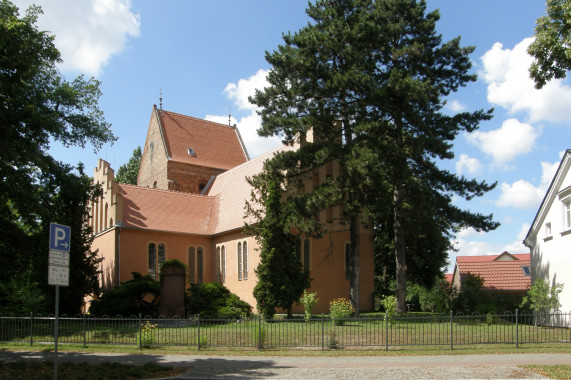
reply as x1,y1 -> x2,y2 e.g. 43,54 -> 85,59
109,218 -> 113,227
197,247 -> 204,284
217,245 -> 226,283
237,242 -> 242,281
243,241 -> 248,280
188,246 -> 196,284
148,243 -> 156,279
297,238 -> 311,275
104,203 -> 108,229
158,243 -> 166,278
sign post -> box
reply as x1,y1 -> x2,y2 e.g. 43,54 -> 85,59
49,223 -> 70,380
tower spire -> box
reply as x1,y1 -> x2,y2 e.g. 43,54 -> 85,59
159,89 -> 163,110
228,106 -> 231,127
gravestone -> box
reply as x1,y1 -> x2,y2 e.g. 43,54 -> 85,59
158,263 -> 186,317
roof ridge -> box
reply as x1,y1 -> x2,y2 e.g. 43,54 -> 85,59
158,108 -> 237,129
119,183 -> 215,198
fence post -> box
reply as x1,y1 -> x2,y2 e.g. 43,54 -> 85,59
258,314 -> 262,350
83,314 -> 87,348
197,314 -> 200,350
321,314 -> 324,351
450,311 -> 454,351
515,309 -> 519,349
138,313 -> 142,350
385,311 -> 389,351
29,312 -> 33,347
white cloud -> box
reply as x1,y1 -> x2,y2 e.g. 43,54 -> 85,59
495,158 -> 559,209
496,180 -> 544,209
224,69 -> 269,112
456,154 -> 482,175
13,0 -> 140,75
467,118 -> 539,165
207,69 -> 281,159
447,100 -> 466,112
502,223 -> 530,254
480,38 -> 571,123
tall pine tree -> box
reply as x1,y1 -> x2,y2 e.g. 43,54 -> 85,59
251,0 -> 499,313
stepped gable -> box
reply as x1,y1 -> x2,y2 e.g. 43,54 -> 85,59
157,109 -> 249,170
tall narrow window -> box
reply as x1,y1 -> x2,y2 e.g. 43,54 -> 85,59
564,199 -> 571,229
148,243 -> 156,280
158,243 -> 166,279
237,242 -> 243,281
188,246 -> 196,284
303,239 -> 310,274
197,247 -> 204,284
345,242 -> 351,280
221,245 -> 226,283
243,241 -> 248,280
216,246 -> 221,282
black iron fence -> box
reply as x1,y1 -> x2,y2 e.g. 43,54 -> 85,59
1,311 -> 569,350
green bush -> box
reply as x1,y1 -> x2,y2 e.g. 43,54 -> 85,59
329,297 -> 354,326
300,290 -> 319,322
186,282 -> 252,319
380,295 -> 397,326
89,272 -> 159,317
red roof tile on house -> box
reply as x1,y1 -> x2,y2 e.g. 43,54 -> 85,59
157,109 -> 248,170
455,252 -> 531,292
119,184 -> 218,235
444,273 -> 453,283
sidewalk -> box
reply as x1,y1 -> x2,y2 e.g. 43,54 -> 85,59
2,351 -> 570,379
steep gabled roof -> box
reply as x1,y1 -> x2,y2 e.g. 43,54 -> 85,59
206,144 -> 294,234
156,108 -> 249,170
524,149 -> 571,247
118,184 -> 219,235
455,252 -> 531,292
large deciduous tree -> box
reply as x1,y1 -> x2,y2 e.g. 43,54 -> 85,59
0,1 -> 115,314
250,0 -> 498,314
528,0 -> 571,89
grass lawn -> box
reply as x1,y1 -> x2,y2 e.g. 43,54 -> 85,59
524,365 -> 571,379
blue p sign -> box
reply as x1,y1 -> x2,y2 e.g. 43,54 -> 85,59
49,223 -> 71,252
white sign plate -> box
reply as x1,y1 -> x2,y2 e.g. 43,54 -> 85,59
49,250 -> 70,267
48,265 -> 69,286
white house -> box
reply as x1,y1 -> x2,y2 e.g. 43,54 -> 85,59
524,149 -> 571,312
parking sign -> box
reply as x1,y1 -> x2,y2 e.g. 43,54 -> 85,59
49,223 -> 71,252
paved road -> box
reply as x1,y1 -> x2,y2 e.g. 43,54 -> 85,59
2,351 -> 571,379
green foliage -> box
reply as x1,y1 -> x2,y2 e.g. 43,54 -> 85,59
115,146 -> 142,185
250,0 -> 498,315
380,295 -> 397,326
454,273 -> 484,313
89,272 -> 159,317
405,279 -> 456,314
327,331 -> 339,349
300,290 -> 319,321
329,297 -> 355,326
0,267 -> 47,314
139,320 -> 158,348
246,177 -> 309,319
186,282 -> 252,319
0,1 -> 115,314
528,0 -> 571,88
521,279 -> 564,314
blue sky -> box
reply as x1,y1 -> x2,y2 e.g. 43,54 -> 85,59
14,1 -> 570,272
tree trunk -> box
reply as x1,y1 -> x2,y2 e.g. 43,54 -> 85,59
349,213 -> 361,316
394,185 -> 407,314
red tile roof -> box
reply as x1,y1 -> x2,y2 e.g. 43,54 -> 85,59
157,109 -> 248,170
119,184 -> 218,235
455,252 -> 531,292
444,273 -> 453,283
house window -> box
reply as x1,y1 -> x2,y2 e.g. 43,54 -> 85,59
237,242 -> 242,281
148,243 -> 156,280
243,241 -> 248,280
217,245 -> 226,283
522,266 -> 531,276
158,243 -> 166,278
188,246 -> 196,284
545,222 -> 552,237
345,242 -> 351,280
564,199 -> 571,230
197,247 -> 204,284
297,238 -> 311,274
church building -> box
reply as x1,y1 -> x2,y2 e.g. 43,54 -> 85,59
89,105 -> 374,314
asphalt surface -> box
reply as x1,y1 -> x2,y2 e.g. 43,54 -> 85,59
2,350 -> 571,379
